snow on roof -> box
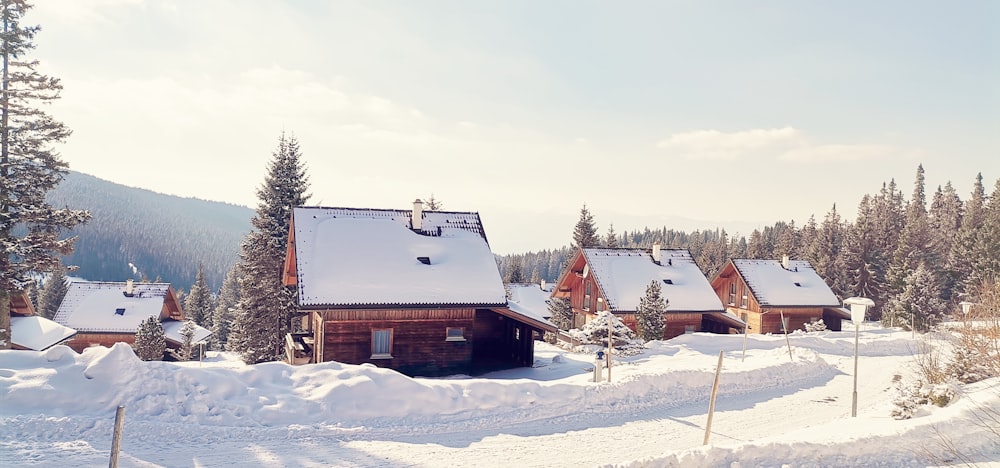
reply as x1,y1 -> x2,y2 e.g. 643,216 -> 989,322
53,282 -> 172,332
292,207 -> 506,307
733,259 -> 840,307
162,321 -> 213,345
10,316 -> 77,351
506,283 -> 554,323
582,248 -> 724,313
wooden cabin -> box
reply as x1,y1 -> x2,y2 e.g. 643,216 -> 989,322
6,290 -> 77,351
282,201 -> 557,377
710,257 -> 850,334
551,245 -> 744,340
52,281 -> 211,354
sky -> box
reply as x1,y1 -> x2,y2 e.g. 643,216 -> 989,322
27,0 -> 999,253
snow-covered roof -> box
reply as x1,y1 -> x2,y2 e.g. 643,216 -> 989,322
53,282 -> 175,333
10,316 -> 77,351
162,320 -> 213,345
506,283 -> 554,323
290,206 -> 506,307
732,259 -> 840,307
582,248 -> 725,313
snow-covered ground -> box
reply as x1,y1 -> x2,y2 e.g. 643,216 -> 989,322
2,327 -> 998,467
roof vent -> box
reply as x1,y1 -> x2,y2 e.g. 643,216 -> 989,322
412,199 -> 424,230
793,282 -> 802,287
663,279 -> 673,285
417,256 -> 431,265
115,308 -> 126,316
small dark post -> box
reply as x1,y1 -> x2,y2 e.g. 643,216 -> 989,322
109,405 -> 125,468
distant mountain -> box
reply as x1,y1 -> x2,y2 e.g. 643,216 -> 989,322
47,171 -> 253,290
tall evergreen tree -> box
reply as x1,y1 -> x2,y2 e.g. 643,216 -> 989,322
887,166 -> 932,296
0,0 -> 90,348
572,204 -> 600,249
604,223 -> 619,248
134,315 -> 166,361
228,133 -> 310,364
949,173 -> 986,300
184,263 -> 214,327
882,263 -> 946,332
843,194 -> 889,316
547,296 -> 573,330
36,265 -> 68,319
636,280 -> 668,341
169,320 -> 196,361
210,262 -> 241,351
504,255 -> 525,283
928,182 -> 964,304
810,205 -> 849,298
968,178 -> 1000,290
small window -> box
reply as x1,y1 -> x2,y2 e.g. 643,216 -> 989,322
417,256 -> 431,265
793,282 -> 802,287
446,327 -> 466,342
741,288 -> 748,308
728,283 -> 736,305
114,308 -> 126,316
584,282 -> 592,311
371,329 -> 393,359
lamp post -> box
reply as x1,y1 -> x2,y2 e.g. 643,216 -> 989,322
844,297 -> 874,417
960,301 -> 975,318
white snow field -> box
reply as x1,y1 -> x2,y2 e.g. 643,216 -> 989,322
1,327 -> 998,467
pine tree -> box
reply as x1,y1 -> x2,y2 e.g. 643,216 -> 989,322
882,263 -> 946,332
504,255 -> 525,283
425,194 -> 443,210
949,173 -> 986,300
968,178 -> 1000,290
928,182 -> 964,304
134,315 -> 166,361
169,320 -> 196,361
604,223 -> 619,248
0,0 -> 90,348
210,263 -> 240,351
843,194 -> 888,317
811,205 -> 849,298
228,133 -> 310,364
36,265 -> 68,319
572,204 -> 600,249
547,296 -> 573,330
887,166 -> 933,296
184,263 -> 214,327
636,280 -> 668,341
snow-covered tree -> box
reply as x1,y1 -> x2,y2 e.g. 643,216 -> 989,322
948,174 -> 986,299
134,316 -> 166,361
882,264 -> 946,332
184,263 -> 214,327
424,194 -> 443,210
228,133 -> 310,364
572,204 -> 600,249
209,263 -> 240,350
604,223 -> 619,248
0,0 -> 90,348
504,255 -> 525,283
547,296 -> 573,331
36,265 -> 68,319
169,320 -> 196,361
636,280 -> 667,341
567,310 -> 642,355
967,178 -> 1000,293
928,182 -> 964,305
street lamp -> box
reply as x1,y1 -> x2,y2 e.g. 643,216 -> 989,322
960,301 -> 975,318
844,297 -> 874,417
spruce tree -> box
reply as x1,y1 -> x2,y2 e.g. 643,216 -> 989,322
572,204 -> 600,249
968,178 -> 1000,290
949,173 -> 986,299
843,194 -> 888,316
134,316 -> 166,361
0,0 -> 90,348
547,296 -> 573,330
424,194 -> 443,210
504,255 -> 525,283
604,223 -> 619,248
228,133 -> 310,364
184,263 -> 214,327
928,182 -> 964,304
882,263 -> 946,332
210,263 -> 240,350
36,265 -> 68,319
636,280 -> 668,341
169,320 -> 196,361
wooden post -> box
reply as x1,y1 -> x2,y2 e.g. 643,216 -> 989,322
703,350 -> 724,445
109,405 -> 126,468
741,323 -> 749,362
852,321 -> 859,417
780,310 -> 793,361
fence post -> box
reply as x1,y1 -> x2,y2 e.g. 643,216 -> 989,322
109,405 -> 125,468
703,350 -> 724,445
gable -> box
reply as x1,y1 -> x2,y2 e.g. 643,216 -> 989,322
290,207 -> 506,308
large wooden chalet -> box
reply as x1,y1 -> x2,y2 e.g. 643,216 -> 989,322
52,280 -> 212,354
6,290 -> 77,351
552,245 -> 745,340
710,257 -> 850,334
282,201 -> 557,377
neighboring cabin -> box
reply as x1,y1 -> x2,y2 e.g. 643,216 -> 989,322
282,201 -> 557,377
710,257 -> 850,334
6,290 -> 77,351
52,280 -> 211,355
552,245 -> 745,340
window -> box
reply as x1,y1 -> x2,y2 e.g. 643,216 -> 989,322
446,327 -> 466,342
728,283 -> 736,305
741,287 -> 748,308
371,329 -> 393,359
584,282 -> 592,311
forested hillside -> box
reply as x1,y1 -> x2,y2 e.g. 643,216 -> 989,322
47,172 -> 253,289
500,167 -> 1000,324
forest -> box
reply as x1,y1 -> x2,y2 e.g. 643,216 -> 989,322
498,166 -> 999,323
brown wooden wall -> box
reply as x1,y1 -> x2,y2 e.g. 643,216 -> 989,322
744,307 -> 829,334
63,331 -> 184,355
618,312 -> 706,340
313,308 -> 537,377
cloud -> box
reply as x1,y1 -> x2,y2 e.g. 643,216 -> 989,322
656,127 -> 803,160
777,144 -> 899,163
